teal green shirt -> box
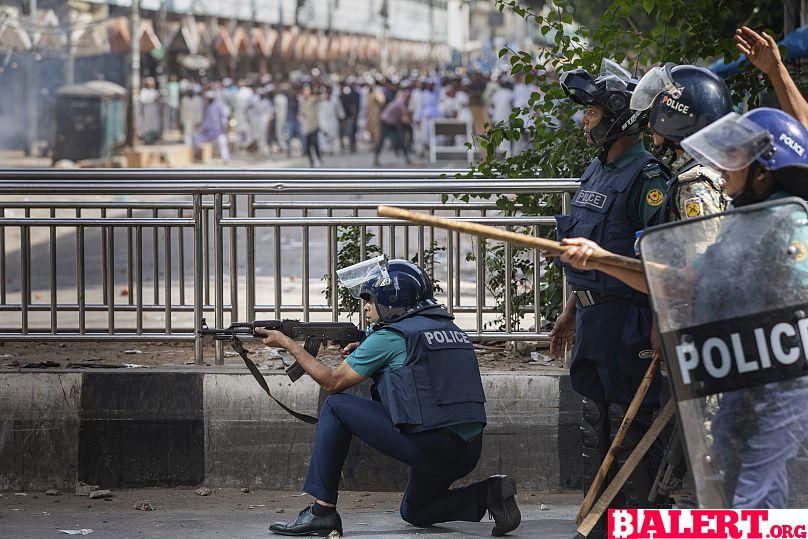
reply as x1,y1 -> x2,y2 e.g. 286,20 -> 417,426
604,142 -> 670,227
346,326 -> 485,441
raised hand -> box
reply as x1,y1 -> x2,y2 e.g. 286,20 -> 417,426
735,26 -> 782,76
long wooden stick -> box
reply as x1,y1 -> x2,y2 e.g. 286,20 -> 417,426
377,205 -> 643,273
577,400 -> 675,537
576,354 -> 662,525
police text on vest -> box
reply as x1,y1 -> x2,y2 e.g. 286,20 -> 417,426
423,330 -> 471,345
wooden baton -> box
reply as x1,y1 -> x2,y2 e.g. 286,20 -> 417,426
576,353 -> 662,525
376,205 -> 644,273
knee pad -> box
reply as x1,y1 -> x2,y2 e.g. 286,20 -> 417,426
581,399 -> 609,489
581,399 -> 608,450
608,404 -> 660,508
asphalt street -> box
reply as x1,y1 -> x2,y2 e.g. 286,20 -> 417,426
0,488 -> 580,538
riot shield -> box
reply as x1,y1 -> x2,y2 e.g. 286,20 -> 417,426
640,197 -> 808,508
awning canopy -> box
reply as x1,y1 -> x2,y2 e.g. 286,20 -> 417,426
72,19 -> 109,57
166,18 -> 200,55
0,14 -> 32,52
280,27 -> 297,58
138,19 -> 161,53
33,9 -> 65,50
265,28 -> 279,56
328,34 -> 341,60
251,27 -> 272,57
232,26 -> 251,56
214,25 -> 235,56
105,17 -> 160,55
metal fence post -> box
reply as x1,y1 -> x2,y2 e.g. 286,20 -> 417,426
214,194 -> 224,365
193,194 -> 204,365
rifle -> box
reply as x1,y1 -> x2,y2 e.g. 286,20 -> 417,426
201,318 -> 364,381
199,318 -> 364,424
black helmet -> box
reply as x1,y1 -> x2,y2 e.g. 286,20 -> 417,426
560,60 -> 647,148
631,63 -> 732,142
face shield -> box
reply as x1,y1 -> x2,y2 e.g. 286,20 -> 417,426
630,63 -> 682,111
681,112 -> 774,171
336,255 -> 391,299
598,58 -> 633,85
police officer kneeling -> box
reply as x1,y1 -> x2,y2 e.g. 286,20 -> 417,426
258,257 -> 521,537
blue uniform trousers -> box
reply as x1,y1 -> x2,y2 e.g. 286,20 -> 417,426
712,382 -> 808,508
570,297 -> 661,407
303,393 -> 485,526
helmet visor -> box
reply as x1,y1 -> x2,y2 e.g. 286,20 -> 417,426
336,255 -> 391,299
598,58 -> 632,84
630,64 -> 681,111
681,112 -> 773,171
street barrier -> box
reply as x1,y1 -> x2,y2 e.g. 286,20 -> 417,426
0,168 -> 577,364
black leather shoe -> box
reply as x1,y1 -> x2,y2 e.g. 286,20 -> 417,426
269,505 -> 343,536
485,475 -> 521,536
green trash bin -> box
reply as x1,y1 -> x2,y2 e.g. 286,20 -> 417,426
53,80 -> 127,162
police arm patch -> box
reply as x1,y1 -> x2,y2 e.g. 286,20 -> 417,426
684,197 -> 703,218
646,189 -> 664,207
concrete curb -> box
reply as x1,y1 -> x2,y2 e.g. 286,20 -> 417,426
0,369 -> 583,493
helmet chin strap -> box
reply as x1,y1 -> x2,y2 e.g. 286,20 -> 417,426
656,139 -> 676,165
731,162 -> 777,207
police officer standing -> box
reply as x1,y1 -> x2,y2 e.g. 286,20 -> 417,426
548,61 -> 670,537
258,257 -> 520,537
559,108 -> 808,508
630,64 -> 732,225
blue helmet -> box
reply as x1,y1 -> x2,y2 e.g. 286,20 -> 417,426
631,64 -> 732,142
744,108 -> 808,173
681,108 -> 808,199
359,259 -> 436,323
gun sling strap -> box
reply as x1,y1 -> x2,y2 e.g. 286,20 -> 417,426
228,336 -> 319,424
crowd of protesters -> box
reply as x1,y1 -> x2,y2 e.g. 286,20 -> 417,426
137,69 -> 541,165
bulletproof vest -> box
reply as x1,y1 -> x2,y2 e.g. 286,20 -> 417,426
556,151 -> 657,295
371,307 -> 487,433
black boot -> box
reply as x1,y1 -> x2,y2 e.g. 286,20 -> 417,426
484,475 -> 521,536
269,505 -> 343,536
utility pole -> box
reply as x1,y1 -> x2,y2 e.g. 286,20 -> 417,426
158,0 -> 169,137
57,1 -> 74,85
379,0 -> 389,71
126,0 -> 141,147
26,0 -> 38,156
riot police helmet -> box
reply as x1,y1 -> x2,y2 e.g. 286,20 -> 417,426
560,59 -> 647,148
337,255 -> 436,323
631,63 -> 732,142
681,108 -> 808,199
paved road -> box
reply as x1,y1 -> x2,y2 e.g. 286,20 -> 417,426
0,488 -> 580,538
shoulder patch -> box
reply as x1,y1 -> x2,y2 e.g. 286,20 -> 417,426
683,197 -> 703,218
678,164 -> 723,185
646,189 -> 664,207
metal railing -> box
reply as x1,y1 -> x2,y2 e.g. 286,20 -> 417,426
0,169 -> 577,364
